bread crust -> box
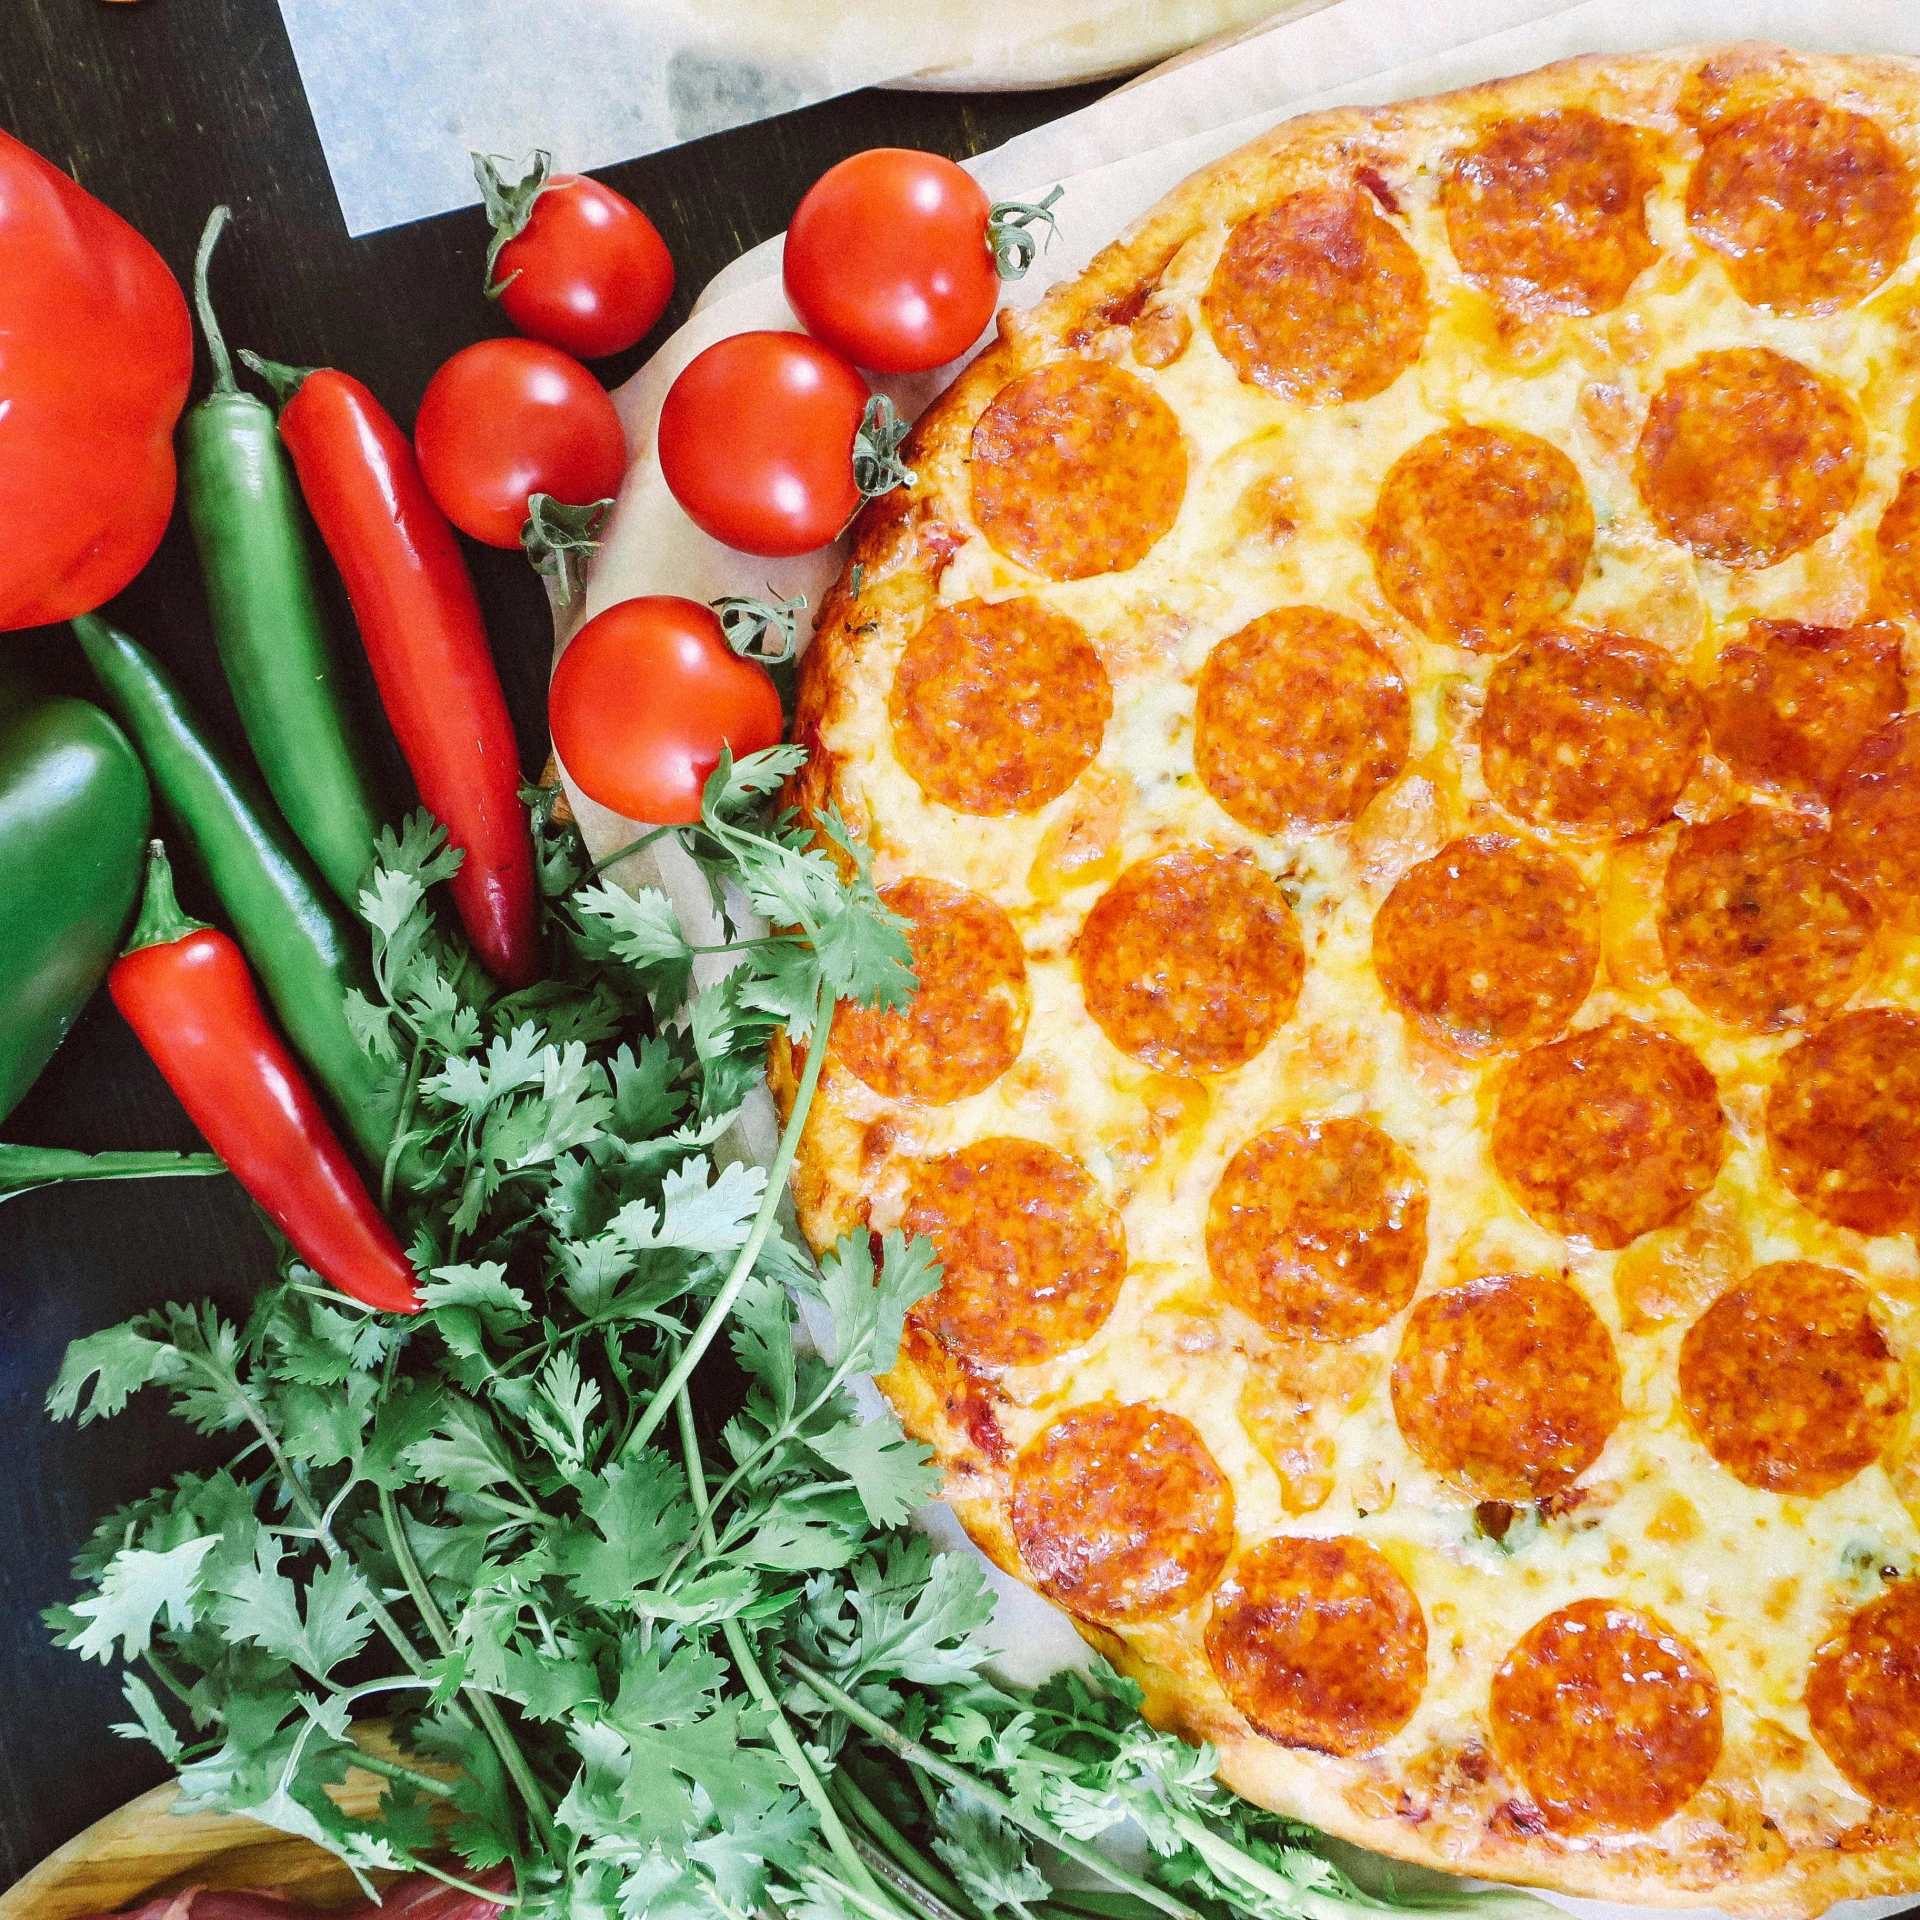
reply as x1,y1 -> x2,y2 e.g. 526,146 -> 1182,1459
775,44 -> 1920,1912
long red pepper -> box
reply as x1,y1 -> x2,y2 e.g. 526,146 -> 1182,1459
109,841 -> 420,1314
243,357 -> 540,987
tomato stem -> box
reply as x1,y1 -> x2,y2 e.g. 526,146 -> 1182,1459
987,184 -> 1064,280
521,493 -> 611,605
712,589 -> 806,664
473,147 -> 553,295
852,395 -> 916,504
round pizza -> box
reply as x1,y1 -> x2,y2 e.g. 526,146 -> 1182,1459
772,41 -> 1920,1913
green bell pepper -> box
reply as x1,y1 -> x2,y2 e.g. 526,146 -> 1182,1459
0,671 -> 153,1123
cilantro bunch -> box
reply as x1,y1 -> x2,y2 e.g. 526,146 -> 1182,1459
43,751 -> 1530,1920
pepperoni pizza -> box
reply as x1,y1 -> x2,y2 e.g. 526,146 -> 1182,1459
775,43 -> 1920,1912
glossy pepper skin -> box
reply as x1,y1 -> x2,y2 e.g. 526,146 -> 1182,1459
181,208 -> 381,906
71,614 -> 397,1166
250,361 -> 541,987
110,843 -> 419,1314
0,127 -> 193,630
0,673 -> 151,1122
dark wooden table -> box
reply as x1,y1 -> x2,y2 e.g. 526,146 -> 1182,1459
0,1 -> 1107,1881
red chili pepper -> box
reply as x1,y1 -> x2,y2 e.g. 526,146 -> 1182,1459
243,358 -> 540,988
108,841 -> 420,1314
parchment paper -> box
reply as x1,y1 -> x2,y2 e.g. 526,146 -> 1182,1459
274,0 -> 1142,236
560,7 -> 1920,1913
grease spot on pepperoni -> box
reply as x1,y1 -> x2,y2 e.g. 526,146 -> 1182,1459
1492,1019 -> 1726,1249
1442,109 -> 1658,316
1372,835 -> 1600,1055
836,880 -> 1028,1105
1011,1401 -> 1233,1622
1635,348 -> 1864,569
1205,1535 -> 1427,1755
1077,848 -> 1304,1074
1194,607 -> 1410,836
1833,713 -> 1920,933
1481,629 -> 1703,836
1368,425 -> 1593,652
904,1138 -> 1125,1368
1807,1580 -> 1920,1813
1876,470 -> 1920,618
1658,806 -> 1872,1032
1207,1118 -> 1428,1341
971,359 -> 1187,581
1767,1007 -> 1920,1236
1490,1600 -> 1723,1834
1392,1273 -> 1622,1501
1706,620 -> 1905,803
1688,99 -> 1916,314
1204,187 -> 1429,406
1680,1261 -> 1906,1496
889,599 -> 1112,816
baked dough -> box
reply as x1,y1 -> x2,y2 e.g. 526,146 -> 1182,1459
775,44 -> 1920,1912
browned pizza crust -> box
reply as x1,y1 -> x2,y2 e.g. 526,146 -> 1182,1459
772,43 -> 1920,1913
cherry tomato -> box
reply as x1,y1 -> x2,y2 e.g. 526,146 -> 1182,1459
414,338 -> 627,549
492,172 -> 674,360
658,332 -> 869,558
549,596 -> 783,824
784,149 -> 997,374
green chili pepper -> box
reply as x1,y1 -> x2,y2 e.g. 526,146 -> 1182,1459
181,205 -> 382,907
70,614 -> 395,1164
0,671 -> 152,1124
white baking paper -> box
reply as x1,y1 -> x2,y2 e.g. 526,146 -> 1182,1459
562,6 -> 1920,1913
274,0 -> 1144,237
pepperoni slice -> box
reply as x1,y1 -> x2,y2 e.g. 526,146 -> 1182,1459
904,1138 -> 1126,1368
1194,607 -> 1410,836
1203,187 -> 1429,407
1807,1581 -> 1920,1813
970,359 -> 1186,582
1481,629 -> 1703,836
1877,469 -> 1920,617
1441,109 -> 1657,315
1204,1535 -> 1427,1755
1833,713 -> 1920,933
1490,1600 -> 1723,1834
1368,425 -> 1593,652
1706,620 -> 1905,802
835,880 -> 1028,1106
1492,1020 -> 1726,1249
889,599 -> 1112,816
1634,348 -> 1863,569
1011,1401 -> 1234,1622
1680,1261 -> 1906,1496
1076,848 -> 1304,1074
1687,99 -> 1916,314
1658,806 -> 1872,1033
1767,1007 -> 1920,1236
1372,835 -> 1599,1055
1391,1273 -> 1622,1501
1206,1119 -> 1428,1342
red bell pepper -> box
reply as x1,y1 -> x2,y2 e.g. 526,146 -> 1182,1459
245,359 -> 541,988
0,129 -> 193,630
109,841 -> 420,1315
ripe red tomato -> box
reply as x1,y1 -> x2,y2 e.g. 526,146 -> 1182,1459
493,173 -> 674,360
414,338 -> 627,548
549,596 -> 783,824
658,332 -> 869,557
784,149 -> 997,374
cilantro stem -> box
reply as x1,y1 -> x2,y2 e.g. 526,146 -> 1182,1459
408,1858 -> 520,1907
1162,1810 -> 1372,1920
377,1485 -> 563,1860
835,1818 -> 977,1920
585,821 -> 682,878
674,1387 -> 902,1917
381,1039 -> 426,1212
830,1767 -> 983,1920
779,1655 -> 1205,1920
341,1744 -> 458,1800
622,986 -> 831,1462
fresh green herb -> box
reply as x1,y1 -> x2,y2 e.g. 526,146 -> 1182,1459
46,751 -> 1535,1920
